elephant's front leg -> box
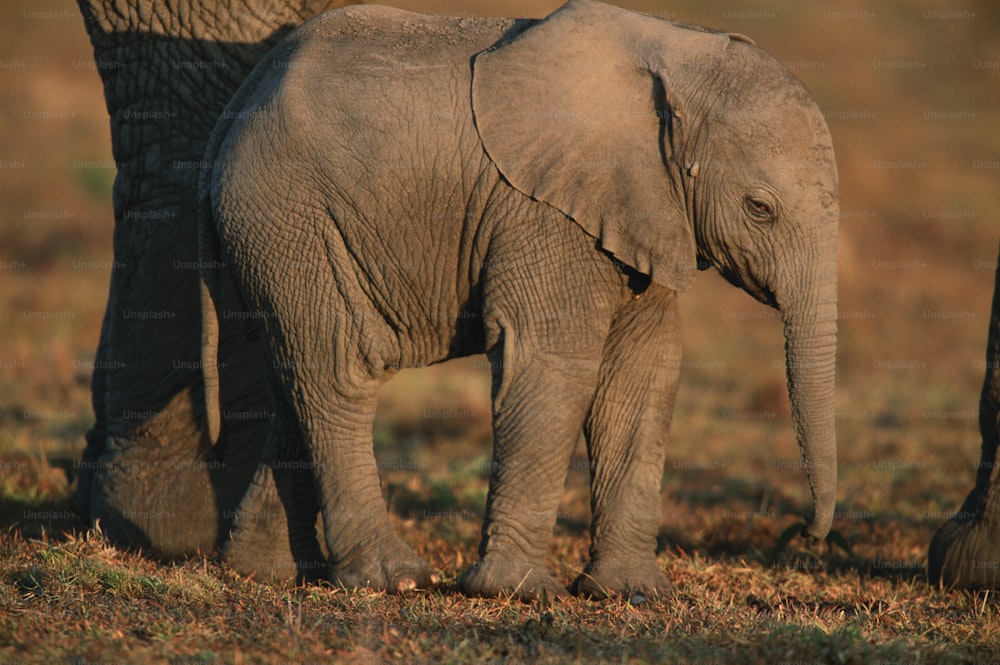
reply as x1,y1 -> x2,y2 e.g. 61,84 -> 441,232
460,344 -> 605,600
574,285 -> 681,600
460,244 -> 616,600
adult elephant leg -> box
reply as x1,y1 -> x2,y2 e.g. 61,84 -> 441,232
574,285 -> 680,600
74,0 -> 351,556
929,242 -> 1000,588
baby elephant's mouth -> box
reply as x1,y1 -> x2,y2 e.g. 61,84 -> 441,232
713,261 -> 779,309
758,284 -> 779,309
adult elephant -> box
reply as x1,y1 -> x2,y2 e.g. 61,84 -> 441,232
74,0 -> 353,558
929,243 -> 1000,588
200,0 -> 840,599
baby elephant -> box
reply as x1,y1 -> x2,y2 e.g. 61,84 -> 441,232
199,0 -> 839,600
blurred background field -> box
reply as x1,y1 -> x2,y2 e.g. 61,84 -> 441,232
3,0 -> 1000,661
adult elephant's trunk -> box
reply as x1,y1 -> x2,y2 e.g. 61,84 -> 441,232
780,262 -> 839,540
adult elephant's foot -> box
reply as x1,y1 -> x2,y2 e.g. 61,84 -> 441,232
460,555 -> 570,600
572,557 -> 671,602
928,515 -> 1000,589
330,537 -> 441,593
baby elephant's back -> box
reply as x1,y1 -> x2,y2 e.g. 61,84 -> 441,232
271,6 -> 523,170
208,6 -> 530,370
215,6 -> 526,236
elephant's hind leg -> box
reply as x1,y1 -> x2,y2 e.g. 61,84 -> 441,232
309,388 -> 441,592
223,407 -> 326,584
269,274 -> 437,590
220,204 -> 440,591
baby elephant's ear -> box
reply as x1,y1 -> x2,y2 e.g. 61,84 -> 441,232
472,0 -> 705,292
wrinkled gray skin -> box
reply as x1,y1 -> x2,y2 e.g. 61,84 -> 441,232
200,0 -> 840,600
75,0 -> 351,558
929,242 -> 1000,589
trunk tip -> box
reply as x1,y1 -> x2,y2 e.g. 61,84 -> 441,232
801,511 -> 833,541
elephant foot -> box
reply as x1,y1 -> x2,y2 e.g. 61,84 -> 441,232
460,555 -> 570,601
221,460 -> 328,585
223,524 -> 326,585
221,537 -> 286,583
85,441 -> 221,557
928,516 -> 1000,589
330,538 -> 441,593
572,557 -> 671,603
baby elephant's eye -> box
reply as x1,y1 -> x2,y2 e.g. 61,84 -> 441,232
745,196 -> 776,223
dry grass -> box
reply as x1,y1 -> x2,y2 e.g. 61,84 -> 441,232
4,0 -> 1000,662
4,500 -> 1000,663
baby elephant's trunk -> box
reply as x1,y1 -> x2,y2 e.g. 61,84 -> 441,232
778,250 -> 839,540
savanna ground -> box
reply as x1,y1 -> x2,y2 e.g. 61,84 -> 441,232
3,0 -> 1000,662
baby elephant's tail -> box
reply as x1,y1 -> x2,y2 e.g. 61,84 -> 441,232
197,164 -> 223,446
